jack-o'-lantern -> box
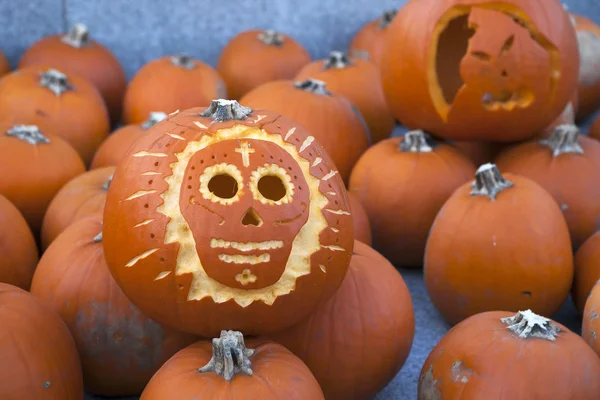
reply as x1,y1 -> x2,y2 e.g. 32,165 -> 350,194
381,0 -> 580,142
349,10 -> 397,67
103,100 -> 354,337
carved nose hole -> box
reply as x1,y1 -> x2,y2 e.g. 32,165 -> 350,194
242,208 -> 263,227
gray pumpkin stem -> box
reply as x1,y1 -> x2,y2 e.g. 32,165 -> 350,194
257,30 -> 284,46
379,10 -> 397,29
323,50 -> 355,70
200,99 -> 252,122
470,163 -> 514,200
540,124 -> 584,156
198,330 -> 255,381
141,112 -> 168,129
399,130 -> 434,153
40,69 -> 74,96
61,23 -> 90,48
171,55 -> 196,70
501,310 -> 560,341
294,78 -> 332,96
6,125 -> 50,145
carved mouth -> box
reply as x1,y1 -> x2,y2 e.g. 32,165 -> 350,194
218,253 -> 271,264
210,238 -> 283,251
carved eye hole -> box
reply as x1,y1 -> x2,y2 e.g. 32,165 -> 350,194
257,175 -> 286,202
199,163 -> 243,205
208,174 -> 239,199
250,164 -> 294,205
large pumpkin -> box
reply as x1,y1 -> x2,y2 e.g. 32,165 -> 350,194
0,282 -> 84,399
424,163 -> 573,325
103,100 -> 354,337
419,310 -> 600,399
349,130 -> 476,267
271,240 -> 414,400
573,231 -> 600,313
381,0 -> 580,142
583,280 -> 600,358
349,10 -> 397,67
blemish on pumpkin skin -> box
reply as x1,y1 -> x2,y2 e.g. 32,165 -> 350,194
451,360 -> 473,384
418,365 -> 442,400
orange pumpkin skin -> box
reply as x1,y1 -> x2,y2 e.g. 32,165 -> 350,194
0,124 -> 85,233
0,195 -> 38,290
271,240 -> 414,400
122,56 -> 226,125
347,192 -> 371,245
589,113 -> 600,141
103,101 -> 354,337
381,0 -> 579,142
41,166 -> 115,250
583,280 -> 600,358
540,91 -> 579,138
349,132 -> 476,267
0,50 -> 10,77
573,231 -> 600,313
218,30 -> 311,100
18,24 -> 127,125
424,164 -> 573,325
0,66 -> 110,165
240,79 -> 370,183
451,140 -> 510,167
570,14 -> 600,121
349,10 -> 397,67
419,310 -> 600,399
0,282 -> 84,400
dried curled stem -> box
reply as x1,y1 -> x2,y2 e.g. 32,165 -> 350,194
399,130 -> 434,153
40,69 -> 74,96
61,23 -> 90,48
501,310 -> 560,341
540,124 -> 584,156
379,10 -> 397,29
141,112 -> 168,129
323,51 -> 355,70
198,330 -> 255,381
470,163 -> 514,200
257,30 -> 284,46
170,55 -> 196,70
6,125 -> 50,145
294,79 -> 332,96
200,99 -> 252,122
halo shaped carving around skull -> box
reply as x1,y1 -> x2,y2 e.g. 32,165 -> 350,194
102,101 -> 354,337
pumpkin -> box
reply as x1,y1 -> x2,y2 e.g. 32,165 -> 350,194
541,90 -> 579,138
424,163 -> 573,325
217,29 -> 311,100
141,330 -> 324,400
18,23 -> 127,125
122,56 -> 226,125
0,66 -> 110,164
103,100 -> 354,337
451,140 -> 510,167
349,130 -> 476,267
41,166 -> 115,250
572,231 -> 600,313
583,280 -> 600,358
0,195 -> 38,290
0,50 -> 10,77
0,282 -> 84,399
30,215 -> 197,397
495,124 -> 600,249
381,0 -> 579,142
295,50 -> 395,143
589,113 -> 600,141
0,124 -> 85,233
271,240 -> 414,400
347,192 -> 371,245
418,310 -> 600,399
349,10 -> 397,67
91,112 -> 168,169
240,79 -> 370,182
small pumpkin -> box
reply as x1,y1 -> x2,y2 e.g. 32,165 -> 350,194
272,240 -> 414,400
348,10 -> 397,67
424,163 -> 573,325
583,280 -> 600,358
295,50 -> 395,143
572,231 -> 600,313
349,130 -> 476,267
0,50 -> 10,77
419,310 -> 600,399
218,29 -> 311,100
122,56 -> 225,125
589,113 -> 600,141
347,192 -> 371,245
141,330 -> 324,400
0,66 -> 110,164
240,78 -> 370,182
19,23 -> 127,125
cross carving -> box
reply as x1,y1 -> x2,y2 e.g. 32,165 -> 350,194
235,141 -> 255,167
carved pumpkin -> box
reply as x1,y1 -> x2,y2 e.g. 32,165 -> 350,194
424,164 -> 573,325
583,280 -> 600,358
31,215 -> 197,396
295,51 -> 395,143
0,282 -> 84,399
91,112 -> 168,169
41,166 -> 115,250
103,100 -> 354,337
495,124 -> 600,249
589,113 -> 600,141
349,10 -> 397,67
572,231 -> 600,313
0,66 -> 110,164
418,310 -> 600,399
0,50 -> 10,77
141,330 -> 324,400
240,79 -> 370,182
381,0 -> 580,142
0,124 -> 85,233
19,23 -> 127,125
122,56 -> 226,125
350,130 -> 475,267
347,192 -> 371,245
569,14 -> 600,121
0,195 -> 38,290
271,240 -> 414,400
218,30 -> 311,100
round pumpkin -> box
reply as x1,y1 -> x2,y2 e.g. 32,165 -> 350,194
0,124 -> 85,233
217,29 -> 311,100
573,231 -> 600,313
19,23 -> 127,125
272,240 -> 414,400
418,310 -> 600,399
451,140 -> 510,167
495,124 -> 600,249
41,166 -> 115,250
349,130 -> 476,267
0,50 -> 10,77
240,78 -> 370,182
103,100 -> 354,337
583,280 -> 600,358
122,56 -> 226,125
0,282 -> 84,399
381,0 -> 580,142
0,66 -> 110,164
589,113 -> 600,141
141,330 -> 324,400
347,192 -> 371,245
349,10 -> 397,67
424,163 -> 573,325
91,112 -> 168,169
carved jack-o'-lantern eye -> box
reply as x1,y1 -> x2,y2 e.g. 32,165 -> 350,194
250,164 -> 294,205
199,163 -> 243,205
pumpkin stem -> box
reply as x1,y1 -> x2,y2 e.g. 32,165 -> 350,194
102,174 -> 113,191
200,99 -> 252,122
141,112 -> 168,129
198,330 -> 255,381
93,232 -> 102,243
399,130 -> 434,153
257,30 -> 284,47
322,51 -> 355,70
294,79 -> 332,96
470,163 -> 513,200
40,69 -> 74,96
61,23 -> 90,48
171,55 -> 196,70
379,10 -> 397,29
501,310 -> 560,341
540,124 -> 584,156
5,125 -> 50,145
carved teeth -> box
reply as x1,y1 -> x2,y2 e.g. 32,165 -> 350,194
210,238 -> 283,251
218,253 -> 271,264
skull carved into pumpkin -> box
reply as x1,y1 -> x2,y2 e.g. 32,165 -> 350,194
102,100 -> 353,337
